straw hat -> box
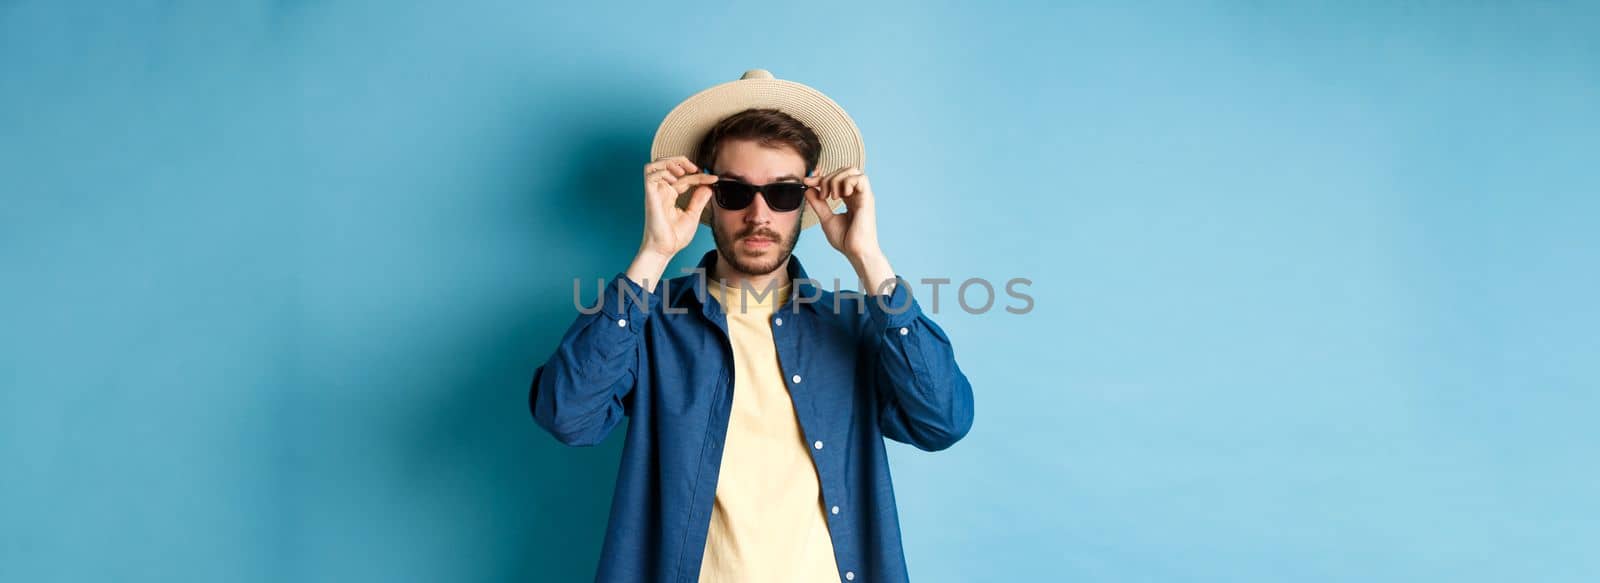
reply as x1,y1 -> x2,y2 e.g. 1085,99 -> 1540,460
650,69 -> 865,231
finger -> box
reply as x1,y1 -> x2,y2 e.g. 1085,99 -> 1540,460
814,168 -> 831,198
843,170 -> 869,198
673,172 -> 719,195
646,176 -> 672,197
647,156 -> 697,176
648,169 -> 678,184
804,186 -> 841,233
804,185 -> 835,218
646,178 -> 674,214
829,169 -> 850,199
680,184 -> 714,227
842,175 -> 862,198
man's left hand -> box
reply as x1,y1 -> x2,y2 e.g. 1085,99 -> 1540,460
804,166 -> 881,260
804,166 -> 897,294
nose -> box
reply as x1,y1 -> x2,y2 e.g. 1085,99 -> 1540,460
743,191 -> 774,225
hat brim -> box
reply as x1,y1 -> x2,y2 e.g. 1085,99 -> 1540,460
650,75 -> 865,231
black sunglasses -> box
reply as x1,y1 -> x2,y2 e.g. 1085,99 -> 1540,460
708,175 -> 809,213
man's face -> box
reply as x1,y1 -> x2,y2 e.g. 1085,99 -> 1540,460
709,139 -> 806,277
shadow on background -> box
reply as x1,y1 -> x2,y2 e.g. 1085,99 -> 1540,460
407,76 -> 676,582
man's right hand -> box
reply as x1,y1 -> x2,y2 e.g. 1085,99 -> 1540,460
628,156 -> 718,291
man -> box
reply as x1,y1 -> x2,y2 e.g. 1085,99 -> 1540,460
529,69 -> 975,583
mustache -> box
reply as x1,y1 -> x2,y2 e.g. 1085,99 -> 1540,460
739,228 -> 782,241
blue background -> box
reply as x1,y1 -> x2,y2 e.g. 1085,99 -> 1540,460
3,2 -> 1597,581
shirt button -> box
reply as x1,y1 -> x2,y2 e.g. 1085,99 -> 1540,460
899,327 -> 908,335
775,317 -> 783,326
831,505 -> 839,515
814,440 -> 824,450
618,318 -> 628,327
845,571 -> 855,580
792,374 -> 802,384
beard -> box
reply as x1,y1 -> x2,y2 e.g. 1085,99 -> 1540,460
712,219 -> 802,277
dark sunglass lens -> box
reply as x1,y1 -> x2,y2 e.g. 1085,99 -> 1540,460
764,183 -> 807,212
714,182 -> 757,210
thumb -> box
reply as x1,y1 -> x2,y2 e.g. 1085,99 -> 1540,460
681,185 -> 714,225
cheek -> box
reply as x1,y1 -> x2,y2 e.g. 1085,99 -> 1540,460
713,209 -> 743,234
783,216 -> 804,241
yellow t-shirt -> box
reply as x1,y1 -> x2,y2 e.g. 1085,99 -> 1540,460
699,279 -> 840,583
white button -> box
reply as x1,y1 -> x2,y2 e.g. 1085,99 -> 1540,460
775,317 -> 783,326
792,374 -> 802,384
899,327 -> 908,335
831,505 -> 839,515
618,319 -> 627,327
845,572 -> 855,580
813,440 -> 824,450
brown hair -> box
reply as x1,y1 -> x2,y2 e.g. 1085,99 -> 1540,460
694,108 -> 822,176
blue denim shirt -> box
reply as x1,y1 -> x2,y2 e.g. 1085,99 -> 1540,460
529,249 -> 975,583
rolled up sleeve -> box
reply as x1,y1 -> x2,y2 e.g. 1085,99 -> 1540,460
864,277 -> 976,452
529,271 -> 656,446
